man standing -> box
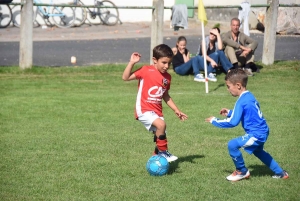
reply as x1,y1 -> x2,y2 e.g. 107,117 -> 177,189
222,18 -> 259,76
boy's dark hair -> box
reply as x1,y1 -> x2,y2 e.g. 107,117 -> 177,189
153,44 -> 173,60
225,68 -> 248,87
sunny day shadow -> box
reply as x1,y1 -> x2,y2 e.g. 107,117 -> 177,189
168,154 -> 205,175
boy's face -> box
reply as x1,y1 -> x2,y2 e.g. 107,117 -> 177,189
153,57 -> 172,73
226,80 -> 242,97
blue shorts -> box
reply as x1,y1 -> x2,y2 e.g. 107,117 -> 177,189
236,133 -> 268,154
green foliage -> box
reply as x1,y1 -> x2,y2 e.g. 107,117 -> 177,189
213,23 -> 220,29
1,62 -> 300,200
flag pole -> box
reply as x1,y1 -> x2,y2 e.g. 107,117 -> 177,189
201,22 -> 209,93
198,0 -> 208,93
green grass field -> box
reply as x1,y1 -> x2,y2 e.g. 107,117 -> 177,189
1,61 -> 300,201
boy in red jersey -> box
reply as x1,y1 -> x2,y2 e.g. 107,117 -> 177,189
122,44 -> 188,162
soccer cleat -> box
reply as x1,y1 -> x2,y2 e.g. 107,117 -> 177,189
158,150 -> 178,162
207,73 -> 217,82
226,170 -> 250,181
194,74 -> 205,82
272,170 -> 289,179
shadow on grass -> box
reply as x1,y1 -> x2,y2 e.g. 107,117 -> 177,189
167,154 -> 205,175
256,64 -> 264,72
223,164 -> 273,178
211,83 -> 225,92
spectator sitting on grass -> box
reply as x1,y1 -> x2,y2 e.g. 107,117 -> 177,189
196,27 -> 233,75
222,18 -> 259,76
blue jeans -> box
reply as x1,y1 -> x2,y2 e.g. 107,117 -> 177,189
208,50 -> 233,73
174,55 -> 204,76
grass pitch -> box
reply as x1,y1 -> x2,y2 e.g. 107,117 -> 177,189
0,61 -> 299,200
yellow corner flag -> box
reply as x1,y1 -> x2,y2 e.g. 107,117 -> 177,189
198,0 -> 207,26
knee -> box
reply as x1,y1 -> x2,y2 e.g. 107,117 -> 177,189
154,120 -> 166,131
211,51 -> 219,57
216,50 -> 225,56
253,148 -> 266,157
228,139 -> 239,151
196,55 -> 203,62
225,46 -> 234,50
225,46 -> 235,54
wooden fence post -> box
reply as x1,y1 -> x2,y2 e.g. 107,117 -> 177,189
262,0 -> 279,65
150,0 -> 164,64
19,0 -> 33,69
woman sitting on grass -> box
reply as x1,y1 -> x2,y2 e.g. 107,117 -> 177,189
197,27 -> 233,75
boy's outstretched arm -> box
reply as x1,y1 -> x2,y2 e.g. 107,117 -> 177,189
205,108 -> 230,122
205,105 -> 242,128
122,52 -> 141,81
163,91 -> 188,121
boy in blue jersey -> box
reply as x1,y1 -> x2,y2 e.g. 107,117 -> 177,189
205,69 -> 289,181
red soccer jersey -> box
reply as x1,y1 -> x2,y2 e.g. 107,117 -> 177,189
133,65 -> 171,118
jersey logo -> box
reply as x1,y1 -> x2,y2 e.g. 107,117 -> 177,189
148,86 -> 163,98
162,78 -> 168,88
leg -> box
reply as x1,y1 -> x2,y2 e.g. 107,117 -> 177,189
244,51 -> 258,72
151,118 -> 167,151
152,118 -> 177,162
196,56 -> 213,73
245,51 -> 255,65
215,50 -> 233,73
226,138 -> 251,181
174,59 -> 194,76
253,147 -> 284,175
227,138 -> 248,172
224,46 -> 238,64
191,55 -> 204,76
205,60 -> 217,74
238,53 -> 253,76
192,56 -> 205,82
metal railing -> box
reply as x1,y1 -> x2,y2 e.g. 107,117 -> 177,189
8,2 -> 300,8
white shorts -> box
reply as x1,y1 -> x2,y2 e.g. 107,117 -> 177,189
138,111 -> 164,132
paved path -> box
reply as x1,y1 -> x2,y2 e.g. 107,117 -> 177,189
0,20 -> 299,66
0,20 -> 228,42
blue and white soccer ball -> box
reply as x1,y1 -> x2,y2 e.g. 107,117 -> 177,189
146,155 -> 169,176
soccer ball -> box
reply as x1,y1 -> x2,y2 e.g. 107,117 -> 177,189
146,155 -> 169,176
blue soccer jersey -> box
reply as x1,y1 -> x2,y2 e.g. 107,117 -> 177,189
210,91 -> 269,138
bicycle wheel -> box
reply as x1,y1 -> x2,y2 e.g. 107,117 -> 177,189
0,4 -> 12,28
12,5 -> 39,28
95,0 -> 119,26
73,1 -> 87,27
51,6 -> 75,28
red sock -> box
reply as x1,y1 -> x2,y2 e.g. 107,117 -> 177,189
156,138 -> 168,152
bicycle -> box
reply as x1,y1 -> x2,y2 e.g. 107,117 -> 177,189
0,0 -> 12,28
73,0 -> 121,26
13,0 -> 76,28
